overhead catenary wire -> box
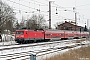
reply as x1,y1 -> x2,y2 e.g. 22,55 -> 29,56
51,4 -> 76,22
52,2 -> 73,12
76,3 -> 90,7
29,0 -> 48,6
6,0 -> 75,17
7,0 -> 48,13
54,1 -> 88,21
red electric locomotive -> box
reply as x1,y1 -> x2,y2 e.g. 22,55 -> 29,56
15,29 -> 45,44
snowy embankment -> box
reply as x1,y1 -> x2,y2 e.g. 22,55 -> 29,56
0,38 -> 90,60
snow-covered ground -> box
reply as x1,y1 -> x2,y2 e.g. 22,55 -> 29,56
0,34 -> 15,41
0,38 -> 90,60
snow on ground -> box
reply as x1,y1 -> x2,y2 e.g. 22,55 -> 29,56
37,41 -> 90,60
1,34 -> 15,41
0,41 -> 17,46
0,39 -> 90,60
0,34 -> 15,45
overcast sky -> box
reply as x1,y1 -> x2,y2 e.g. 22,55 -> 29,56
3,0 -> 90,29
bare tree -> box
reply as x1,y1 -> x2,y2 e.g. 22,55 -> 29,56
15,20 -> 20,30
19,18 -> 25,29
0,0 -> 16,32
26,14 -> 47,29
37,14 -> 46,28
54,22 -> 62,29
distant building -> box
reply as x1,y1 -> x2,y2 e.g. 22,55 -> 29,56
58,21 -> 84,31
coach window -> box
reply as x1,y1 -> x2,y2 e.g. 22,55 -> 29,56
61,34 -> 63,36
45,34 -> 50,36
66,34 -> 68,36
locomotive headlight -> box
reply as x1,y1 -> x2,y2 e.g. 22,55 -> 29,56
21,35 -> 24,37
16,35 -> 24,38
16,35 -> 19,37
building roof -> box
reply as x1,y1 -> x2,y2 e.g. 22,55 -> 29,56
58,21 -> 83,28
58,21 -> 84,31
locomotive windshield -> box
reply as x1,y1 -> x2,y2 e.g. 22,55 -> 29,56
16,31 -> 24,34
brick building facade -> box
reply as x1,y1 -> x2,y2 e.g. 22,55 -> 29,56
58,21 -> 84,31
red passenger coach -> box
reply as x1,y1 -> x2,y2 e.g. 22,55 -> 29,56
60,31 -> 68,39
45,30 -> 61,40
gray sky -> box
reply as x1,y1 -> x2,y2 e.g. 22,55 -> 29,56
3,0 -> 90,28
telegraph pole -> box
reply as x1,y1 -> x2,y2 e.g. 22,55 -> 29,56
49,1 -> 51,29
75,12 -> 77,31
73,7 -> 77,31
87,19 -> 89,29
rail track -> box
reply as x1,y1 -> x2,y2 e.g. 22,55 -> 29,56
0,39 -> 71,51
0,41 -> 18,46
0,38 -> 90,60
0,38 -> 82,47
0,38 -> 82,50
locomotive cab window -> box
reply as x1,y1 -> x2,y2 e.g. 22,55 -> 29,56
16,31 -> 24,34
